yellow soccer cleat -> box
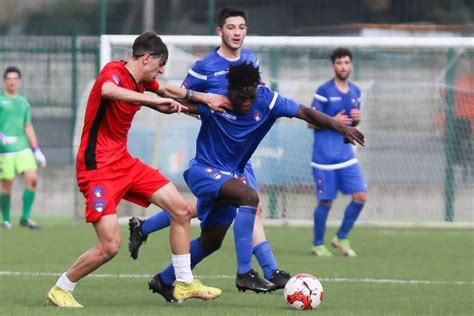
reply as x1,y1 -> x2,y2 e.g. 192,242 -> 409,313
47,286 -> 83,308
331,237 -> 357,257
173,279 -> 222,302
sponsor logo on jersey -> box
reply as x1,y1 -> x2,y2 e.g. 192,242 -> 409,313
211,172 -> 222,180
112,74 -> 120,84
238,175 -> 247,184
220,111 -> 237,120
329,96 -> 342,102
92,186 -> 105,198
214,70 -> 228,76
93,200 -> 106,213
253,111 -> 262,121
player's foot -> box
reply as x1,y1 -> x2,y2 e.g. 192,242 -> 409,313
173,279 -> 222,302
311,245 -> 333,257
267,270 -> 291,290
235,269 -> 276,293
331,237 -> 357,257
2,221 -> 13,229
149,273 -> 176,302
128,216 -> 147,260
19,218 -> 40,229
47,286 -> 83,308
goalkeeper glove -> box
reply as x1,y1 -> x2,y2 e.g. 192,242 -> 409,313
32,146 -> 47,168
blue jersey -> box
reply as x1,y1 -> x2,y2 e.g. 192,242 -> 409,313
195,86 -> 299,173
311,79 -> 361,167
182,48 -> 259,94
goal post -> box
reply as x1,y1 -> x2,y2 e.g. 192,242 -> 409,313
94,35 -> 474,225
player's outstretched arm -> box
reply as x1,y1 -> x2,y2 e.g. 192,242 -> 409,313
295,105 -> 365,146
156,84 -> 231,112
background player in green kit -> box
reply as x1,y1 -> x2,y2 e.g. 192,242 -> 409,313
0,66 -> 46,229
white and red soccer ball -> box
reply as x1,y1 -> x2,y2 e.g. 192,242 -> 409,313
284,273 -> 324,310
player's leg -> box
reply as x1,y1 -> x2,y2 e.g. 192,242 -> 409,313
312,168 -> 336,256
218,178 -> 276,293
332,164 -> 367,257
15,150 -> 40,228
20,170 -> 40,229
0,155 -> 15,229
128,198 -> 197,260
246,163 -> 290,289
48,214 -> 121,308
1,180 -> 13,229
148,183 -> 221,301
151,209 -> 232,303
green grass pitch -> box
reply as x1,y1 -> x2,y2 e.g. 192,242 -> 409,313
1,217 -> 473,315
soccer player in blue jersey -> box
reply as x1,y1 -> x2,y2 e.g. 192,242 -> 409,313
309,47 -> 368,257
143,62 -> 364,302
129,7 -> 291,292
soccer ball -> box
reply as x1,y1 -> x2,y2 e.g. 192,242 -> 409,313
284,273 -> 324,310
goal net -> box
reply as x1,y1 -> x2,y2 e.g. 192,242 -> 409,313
92,35 -> 474,225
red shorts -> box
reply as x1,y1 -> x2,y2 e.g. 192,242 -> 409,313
77,157 -> 169,223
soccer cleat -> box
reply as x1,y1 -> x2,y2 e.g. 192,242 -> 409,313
19,218 -> 40,229
149,273 -> 176,303
2,221 -> 13,229
331,237 -> 357,257
173,279 -> 222,302
47,286 -> 83,308
235,269 -> 276,293
267,270 -> 291,290
128,217 -> 147,260
311,245 -> 333,257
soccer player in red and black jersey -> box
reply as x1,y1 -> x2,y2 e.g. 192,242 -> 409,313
47,31 -> 227,308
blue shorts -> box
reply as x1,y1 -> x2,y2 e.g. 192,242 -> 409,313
184,160 -> 257,229
312,163 -> 367,200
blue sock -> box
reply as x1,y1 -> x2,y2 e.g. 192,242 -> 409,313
337,200 -> 365,240
253,241 -> 278,279
141,210 -> 171,236
233,206 -> 257,275
313,203 -> 331,246
160,238 -> 210,285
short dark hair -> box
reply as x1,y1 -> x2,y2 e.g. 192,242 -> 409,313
217,7 -> 247,27
132,31 -> 168,64
3,66 -> 21,79
331,47 -> 352,63
228,63 -> 260,89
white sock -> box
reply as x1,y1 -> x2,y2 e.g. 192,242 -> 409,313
56,272 -> 77,292
172,253 -> 194,284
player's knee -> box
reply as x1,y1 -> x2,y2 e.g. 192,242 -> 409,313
201,238 -> 223,253
241,189 -> 259,207
100,240 -> 121,260
27,177 -> 37,189
172,201 -> 194,224
353,192 -> 368,203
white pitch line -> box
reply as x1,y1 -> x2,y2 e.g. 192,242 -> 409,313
0,271 -> 472,285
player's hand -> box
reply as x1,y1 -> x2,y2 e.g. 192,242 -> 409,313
32,146 -> 47,168
351,108 -> 361,123
335,110 -> 352,125
0,133 -> 18,145
163,98 -> 188,113
205,93 -> 231,112
150,95 -> 188,114
341,126 -> 365,146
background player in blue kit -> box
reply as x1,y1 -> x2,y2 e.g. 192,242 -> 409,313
129,7 -> 291,292
145,62 -> 365,302
309,47 -> 368,257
